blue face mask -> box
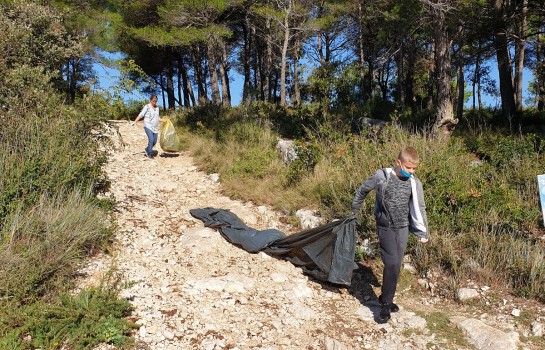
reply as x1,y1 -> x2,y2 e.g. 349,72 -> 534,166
399,167 -> 412,178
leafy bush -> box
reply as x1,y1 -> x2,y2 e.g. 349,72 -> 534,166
0,2 -> 80,78
0,286 -> 135,349
244,102 -> 324,139
227,148 -> 277,178
0,68 -> 108,221
461,109 -> 504,131
287,142 -> 322,185
183,102 -> 225,130
463,132 -> 541,168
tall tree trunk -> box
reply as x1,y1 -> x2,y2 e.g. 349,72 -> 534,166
396,43 -> 405,106
265,18 -> 273,102
222,43 -> 231,104
193,46 -> 207,103
357,2 -> 366,101
424,37 -> 435,110
379,60 -> 390,100
252,23 -> 261,101
207,39 -> 221,105
538,32 -> 545,111
160,73 -> 166,111
166,65 -> 175,109
477,77 -> 483,110
317,0 -> 325,65
367,31 -> 376,101
68,60 -> 74,104
66,58 -> 78,104
242,14 -> 252,104
432,10 -> 457,136
405,40 -> 416,112
180,60 -> 194,107
324,32 -> 332,62
493,0 -> 516,125
219,42 -> 231,108
456,44 -> 465,121
514,0 -> 527,111
279,2 -> 291,106
293,35 -> 301,105
273,70 -> 279,102
472,41 -> 482,109
177,66 -> 182,108
318,29 -> 324,63
255,41 -> 263,101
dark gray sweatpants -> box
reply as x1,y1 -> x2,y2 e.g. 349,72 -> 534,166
377,226 -> 409,304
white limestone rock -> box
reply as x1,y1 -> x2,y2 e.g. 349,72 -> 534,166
450,316 -> 519,350
277,139 -> 297,165
457,288 -> 480,301
295,208 -> 323,229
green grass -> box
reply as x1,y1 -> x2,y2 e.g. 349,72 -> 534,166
417,311 -> 473,349
0,190 -> 113,301
0,286 -> 136,350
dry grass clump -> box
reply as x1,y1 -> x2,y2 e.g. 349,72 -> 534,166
0,191 -> 112,301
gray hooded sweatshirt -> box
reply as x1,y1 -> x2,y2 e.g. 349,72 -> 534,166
351,168 -> 429,239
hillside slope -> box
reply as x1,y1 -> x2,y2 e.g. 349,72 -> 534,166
81,121 -> 543,350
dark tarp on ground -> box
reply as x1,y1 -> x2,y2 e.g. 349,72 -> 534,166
189,208 -> 358,286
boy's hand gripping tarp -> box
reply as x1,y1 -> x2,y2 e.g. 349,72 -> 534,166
190,208 -> 358,286
159,118 -> 181,152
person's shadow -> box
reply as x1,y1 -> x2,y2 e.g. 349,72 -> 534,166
292,259 -> 384,324
278,250 -> 384,324
159,151 -> 179,158
347,262 -> 383,322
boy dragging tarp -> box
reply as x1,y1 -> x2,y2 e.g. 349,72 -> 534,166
351,147 -> 429,324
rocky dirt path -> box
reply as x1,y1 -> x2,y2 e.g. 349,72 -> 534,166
80,121 -> 536,350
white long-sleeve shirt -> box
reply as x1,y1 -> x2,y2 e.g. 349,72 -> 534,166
138,103 -> 160,133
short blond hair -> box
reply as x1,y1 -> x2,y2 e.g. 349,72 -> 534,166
398,147 -> 419,163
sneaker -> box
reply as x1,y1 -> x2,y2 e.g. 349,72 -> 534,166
379,295 -> 400,312
390,302 -> 399,312
377,303 -> 391,324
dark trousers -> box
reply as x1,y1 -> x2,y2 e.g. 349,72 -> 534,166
377,226 -> 409,304
144,127 -> 158,157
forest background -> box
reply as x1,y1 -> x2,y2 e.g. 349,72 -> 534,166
1,0 -> 545,349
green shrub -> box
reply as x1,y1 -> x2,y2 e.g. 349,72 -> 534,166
287,142 -> 322,185
0,2 -> 79,79
0,65 -> 109,222
245,102 -> 324,139
227,148 -> 277,178
0,286 -> 135,350
463,132 -> 541,168
461,109 -> 504,131
183,102 -> 225,130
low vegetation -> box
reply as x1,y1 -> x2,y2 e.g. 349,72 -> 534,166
0,2 -> 134,348
174,103 -> 545,302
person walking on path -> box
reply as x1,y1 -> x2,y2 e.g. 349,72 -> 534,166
131,95 -> 161,159
351,147 -> 429,324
